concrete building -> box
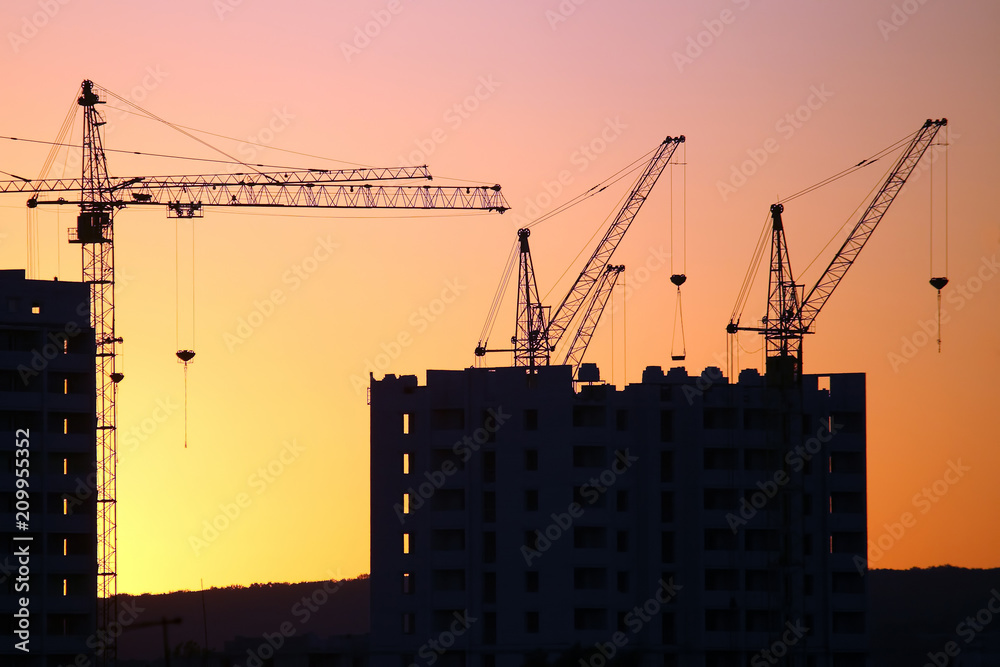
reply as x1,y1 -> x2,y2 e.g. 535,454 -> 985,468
0,270 -> 97,664
370,363 -> 868,667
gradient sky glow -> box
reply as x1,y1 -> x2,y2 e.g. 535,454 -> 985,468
0,0 -> 997,594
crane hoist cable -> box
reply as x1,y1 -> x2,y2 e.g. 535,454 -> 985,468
929,124 -> 950,352
175,217 -> 196,448
670,141 -> 687,361
729,126 -> 918,329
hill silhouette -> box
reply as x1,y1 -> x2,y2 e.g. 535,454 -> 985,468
115,568 -> 1000,662
116,575 -> 368,660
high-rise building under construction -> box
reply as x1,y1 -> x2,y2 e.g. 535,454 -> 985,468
0,270 -> 97,665
370,363 -> 868,666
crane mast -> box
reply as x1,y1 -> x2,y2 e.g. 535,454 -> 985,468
5,79 -> 509,665
729,118 -> 947,384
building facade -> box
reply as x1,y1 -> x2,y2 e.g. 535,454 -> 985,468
370,364 -> 868,667
0,270 -> 97,664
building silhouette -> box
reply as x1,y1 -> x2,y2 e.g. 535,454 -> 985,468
370,363 -> 868,666
0,270 -> 97,664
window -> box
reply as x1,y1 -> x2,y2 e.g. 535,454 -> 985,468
660,410 -> 674,442
617,530 -> 628,553
703,448 -> 738,470
704,529 -> 737,551
746,569 -> 778,592
484,531 -> 496,563
431,408 -> 465,430
703,488 -> 738,510
660,492 -> 674,522
832,571 -> 865,594
402,493 -> 410,515
832,611 -> 865,634
616,490 -> 629,512
830,532 -> 865,554
573,445 -> 605,467
402,533 -> 410,554
524,489 -> 538,512
402,453 -> 411,474
432,569 -> 465,592
830,492 -> 865,514
617,571 -> 629,593
524,409 -> 538,431
574,608 -> 606,631
431,489 -> 464,511
745,529 -> 779,552
616,409 -> 628,431
830,451 -> 865,473
483,492 -> 496,522
660,451 -> 674,481
431,529 -> 465,551
745,609 -> 778,632
525,571 -> 539,593
31,304 -> 40,315
402,413 -> 411,434
402,572 -> 413,594
703,407 -> 737,430
483,451 -> 495,483
705,609 -> 738,632
402,612 -> 414,634
483,572 -> 496,604
661,532 -> 675,562
705,569 -> 739,591
573,567 -> 606,590
573,527 -> 606,549
573,405 -> 606,428
524,449 -> 538,471
525,611 -> 539,633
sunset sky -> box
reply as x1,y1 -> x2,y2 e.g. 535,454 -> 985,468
0,0 -> 997,594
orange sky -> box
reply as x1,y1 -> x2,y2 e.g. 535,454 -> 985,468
0,0 -> 997,594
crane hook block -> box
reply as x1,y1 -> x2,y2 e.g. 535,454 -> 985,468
176,349 -> 196,363
110,372 -> 124,384
670,274 -> 687,287
929,277 -> 949,291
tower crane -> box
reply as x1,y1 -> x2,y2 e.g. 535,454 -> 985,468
727,118 -> 947,384
475,135 -> 684,377
0,79 -> 509,664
